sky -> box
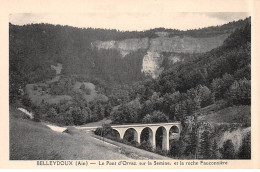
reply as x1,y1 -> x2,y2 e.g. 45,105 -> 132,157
9,12 -> 250,31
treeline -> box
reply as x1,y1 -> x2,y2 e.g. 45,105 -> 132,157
21,93 -> 112,126
169,17 -> 250,37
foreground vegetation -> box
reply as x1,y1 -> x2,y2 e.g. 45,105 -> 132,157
10,107 -> 130,160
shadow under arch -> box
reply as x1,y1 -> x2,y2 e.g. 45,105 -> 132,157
123,128 -> 138,144
169,125 -> 180,150
155,126 -> 167,150
140,127 -> 153,145
109,129 -> 121,140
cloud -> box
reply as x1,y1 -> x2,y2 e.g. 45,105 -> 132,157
201,12 -> 250,21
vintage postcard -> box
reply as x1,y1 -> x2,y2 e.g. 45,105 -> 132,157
0,0 -> 260,169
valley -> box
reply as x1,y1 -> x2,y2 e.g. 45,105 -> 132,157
9,17 -> 251,160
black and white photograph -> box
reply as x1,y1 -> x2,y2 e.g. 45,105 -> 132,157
8,11 -> 251,161
1,0 -> 260,169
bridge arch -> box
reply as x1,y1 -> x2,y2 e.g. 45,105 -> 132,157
140,127 -> 153,147
155,126 -> 168,151
110,129 -> 121,140
123,128 -> 139,144
169,125 -> 180,133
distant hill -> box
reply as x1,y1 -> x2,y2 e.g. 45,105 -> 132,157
9,17 -> 250,103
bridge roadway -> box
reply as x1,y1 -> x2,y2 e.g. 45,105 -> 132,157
79,122 -> 181,151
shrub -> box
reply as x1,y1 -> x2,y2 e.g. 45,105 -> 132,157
21,95 -> 32,108
139,141 -> 153,151
219,139 -> 236,159
94,124 -> 113,137
94,127 -> 103,136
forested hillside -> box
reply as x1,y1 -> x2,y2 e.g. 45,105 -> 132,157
10,18 -> 250,126
110,22 -> 251,124
105,21 -> 251,159
9,18 -> 250,103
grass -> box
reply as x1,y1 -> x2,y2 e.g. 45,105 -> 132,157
9,107 -> 129,160
198,105 -> 251,125
10,116 -> 81,160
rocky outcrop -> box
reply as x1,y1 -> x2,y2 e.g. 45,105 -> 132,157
92,38 -> 149,57
141,51 -> 164,78
92,33 -> 229,78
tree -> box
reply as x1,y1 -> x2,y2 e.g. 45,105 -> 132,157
197,85 -> 214,107
47,107 -> 58,118
71,107 -> 88,125
220,139 -> 236,159
211,73 -> 234,100
169,139 -> 185,158
82,107 -> 92,123
200,130 -> 212,159
211,139 -> 219,159
142,111 -> 169,123
238,133 -> 251,159
104,102 -> 112,117
184,127 -> 198,157
151,111 -> 169,123
142,114 -> 153,123
229,78 -> 251,105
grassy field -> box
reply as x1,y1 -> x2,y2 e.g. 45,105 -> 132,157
10,107 -> 170,160
198,105 -> 251,125
9,107 -> 129,160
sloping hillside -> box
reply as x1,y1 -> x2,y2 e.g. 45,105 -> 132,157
10,107 -> 129,160
9,18 -> 250,103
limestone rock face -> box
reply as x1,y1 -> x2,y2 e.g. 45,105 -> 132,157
93,38 -> 149,57
141,51 -> 164,78
149,34 -> 229,53
92,33 -> 229,78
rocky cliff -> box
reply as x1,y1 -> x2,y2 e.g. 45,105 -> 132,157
92,32 -> 229,78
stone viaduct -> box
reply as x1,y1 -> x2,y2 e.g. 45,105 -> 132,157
81,122 -> 181,151
111,122 -> 181,151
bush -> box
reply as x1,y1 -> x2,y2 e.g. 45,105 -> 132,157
63,127 -> 82,135
138,141 -> 153,151
21,95 -> 32,108
154,147 -> 168,156
94,127 -> 103,136
130,140 -> 139,147
32,112 -> 41,122
94,124 -> 113,137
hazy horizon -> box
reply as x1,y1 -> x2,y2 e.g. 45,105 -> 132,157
9,12 -> 250,32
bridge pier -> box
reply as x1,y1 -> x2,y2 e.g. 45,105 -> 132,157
111,122 -> 181,151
